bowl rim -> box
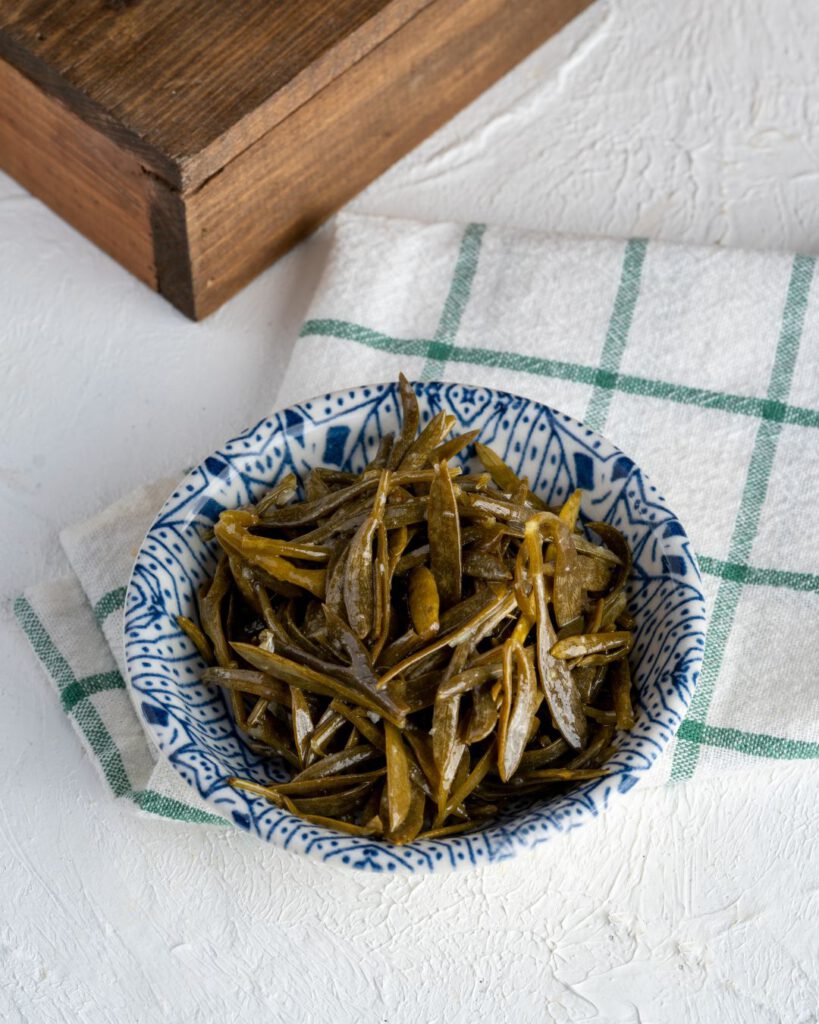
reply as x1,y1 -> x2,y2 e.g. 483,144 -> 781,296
124,379 -> 706,872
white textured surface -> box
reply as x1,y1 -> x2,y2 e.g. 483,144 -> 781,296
1,1 -> 818,1020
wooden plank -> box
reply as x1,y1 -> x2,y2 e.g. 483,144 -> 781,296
0,0 -> 594,318
0,0 -> 434,189
0,55 -> 158,288
184,0 -> 595,318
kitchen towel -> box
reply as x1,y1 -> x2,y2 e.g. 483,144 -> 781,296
14,213 -> 819,825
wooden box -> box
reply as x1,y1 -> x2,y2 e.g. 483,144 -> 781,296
0,0 -> 592,320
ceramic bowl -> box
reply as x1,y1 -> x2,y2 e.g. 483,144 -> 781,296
124,381 -> 705,872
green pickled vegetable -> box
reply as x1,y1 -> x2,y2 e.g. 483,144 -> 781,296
255,473 -> 298,515
290,690 -> 312,769
387,373 -> 420,470
408,565 -> 440,639
289,782 -> 374,818
431,429 -> 480,465
550,631 -> 633,661
499,644 -> 540,781
462,685 -> 499,744
388,779 -> 426,845
384,721 -> 412,832
611,656 -> 636,730
427,460 -> 462,608
431,648 -> 469,817
176,615 -> 213,664
343,469 -> 391,639
399,411 -> 456,471
309,708 -> 347,757
526,519 -> 587,751
191,376 -> 635,842
199,553 -> 234,668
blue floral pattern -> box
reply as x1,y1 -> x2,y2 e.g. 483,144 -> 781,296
124,382 -> 706,872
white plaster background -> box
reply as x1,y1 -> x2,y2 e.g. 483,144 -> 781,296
1,1 -> 817,1021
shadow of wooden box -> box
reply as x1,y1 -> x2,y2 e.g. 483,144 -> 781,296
0,0 -> 593,320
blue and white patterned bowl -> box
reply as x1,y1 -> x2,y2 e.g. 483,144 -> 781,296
124,381 -> 705,872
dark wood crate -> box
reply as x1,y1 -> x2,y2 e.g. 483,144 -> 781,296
0,0 -> 593,319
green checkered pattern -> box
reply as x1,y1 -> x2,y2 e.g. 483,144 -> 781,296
283,213 -> 819,782
14,477 -> 224,824
13,215 -> 819,822
13,592 -> 223,823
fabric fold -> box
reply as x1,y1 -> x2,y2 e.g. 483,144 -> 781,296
14,213 -> 819,823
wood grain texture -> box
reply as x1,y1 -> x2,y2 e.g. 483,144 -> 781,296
0,55 -> 157,288
0,0 -> 594,318
0,0 -> 435,189
184,0 -> 595,318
